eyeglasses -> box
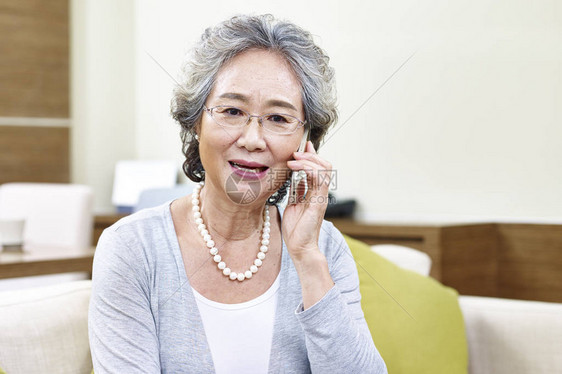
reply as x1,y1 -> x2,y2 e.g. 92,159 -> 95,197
203,105 -> 306,135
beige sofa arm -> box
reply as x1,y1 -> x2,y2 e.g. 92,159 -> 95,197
0,280 -> 92,374
459,295 -> 562,374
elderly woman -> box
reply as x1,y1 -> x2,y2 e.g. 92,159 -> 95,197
89,14 -> 387,374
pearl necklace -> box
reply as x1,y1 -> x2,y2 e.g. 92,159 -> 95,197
191,182 -> 270,282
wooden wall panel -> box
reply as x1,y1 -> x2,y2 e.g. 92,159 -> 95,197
0,125 -> 69,184
440,224 -> 499,297
498,224 -> 562,303
0,0 -> 69,117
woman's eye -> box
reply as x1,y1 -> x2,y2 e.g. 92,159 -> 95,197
268,114 -> 289,123
216,107 -> 243,116
224,108 -> 243,116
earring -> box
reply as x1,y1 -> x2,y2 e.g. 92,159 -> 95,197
194,134 -> 199,141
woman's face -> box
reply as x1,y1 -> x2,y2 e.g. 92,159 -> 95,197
198,49 -> 306,205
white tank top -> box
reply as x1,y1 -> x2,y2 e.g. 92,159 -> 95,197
192,273 -> 281,374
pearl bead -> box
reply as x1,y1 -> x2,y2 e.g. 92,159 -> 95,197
263,233 -> 270,240
206,240 -> 215,248
203,234 -> 211,242
213,254 -> 221,262
260,245 -> 268,253
250,265 -> 258,273
223,268 -> 231,276
261,239 -> 269,246
245,270 -> 252,279
237,273 -> 245,281
192,198 -> 199,206
195,218 -> 203,225
257,252 -> 266,260
229,272 -> 238,280
198,224 -> 206,231
254,259 -> 262,267
218,261 -> 226,270
192,206 -> 200,212
264,222 -> 270,227
210,247 -> 218,255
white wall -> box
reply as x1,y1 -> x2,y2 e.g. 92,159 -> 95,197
71,0 -> 136,212
73,0 -> 562,222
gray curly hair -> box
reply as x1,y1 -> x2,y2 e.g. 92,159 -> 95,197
171,14 -> 338,188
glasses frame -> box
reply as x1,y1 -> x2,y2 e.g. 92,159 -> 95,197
203,105 -> 306,135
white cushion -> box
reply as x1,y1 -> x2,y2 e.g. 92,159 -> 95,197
0,183 -> 93,251
459,296 -> 562,374
371,244 -> 432,276
0,280 -> 92,374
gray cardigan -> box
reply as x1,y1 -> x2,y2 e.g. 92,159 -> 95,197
88,203 -> 387,373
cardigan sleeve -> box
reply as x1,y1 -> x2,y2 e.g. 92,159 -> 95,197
294,224 -> 387,374
88,228 -> 161,374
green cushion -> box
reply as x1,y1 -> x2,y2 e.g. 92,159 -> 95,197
345,235 -> 468,374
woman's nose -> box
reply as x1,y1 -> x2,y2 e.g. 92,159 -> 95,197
235,116 -> 266,151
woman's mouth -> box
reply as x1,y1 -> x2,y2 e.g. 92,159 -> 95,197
228,160 -> 269,179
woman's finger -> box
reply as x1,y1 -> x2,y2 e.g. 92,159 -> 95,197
286,165 -> 331,210
293,150 -> 331,170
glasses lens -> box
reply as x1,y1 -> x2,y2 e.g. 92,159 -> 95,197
212,107 -> 248,127
262,114 -> 300,134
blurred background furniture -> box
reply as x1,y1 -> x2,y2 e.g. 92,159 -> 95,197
93,184 -> 196,242
0,280 -> 92,374
134,184 -> 195,212
329,219 -> 562,303
0,248 -> 94,280
111,160 -> 178,213
0,183 -> 93,250
371,243 -> 432,276
358,239 -> 562,374
460,295 -> 562,374
0,183 -> 93,291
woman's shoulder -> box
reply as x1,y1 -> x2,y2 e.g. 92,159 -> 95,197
94,203 -> 178,279
100,203 -> 175,251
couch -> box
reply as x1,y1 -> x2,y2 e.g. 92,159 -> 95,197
0,240 -> 560,374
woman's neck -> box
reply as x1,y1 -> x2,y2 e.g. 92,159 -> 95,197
197,181 -> 268,241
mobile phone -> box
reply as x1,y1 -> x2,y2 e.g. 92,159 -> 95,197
288,128 -> 309,204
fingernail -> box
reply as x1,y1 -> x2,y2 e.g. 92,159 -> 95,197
308,141 -> 316,152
